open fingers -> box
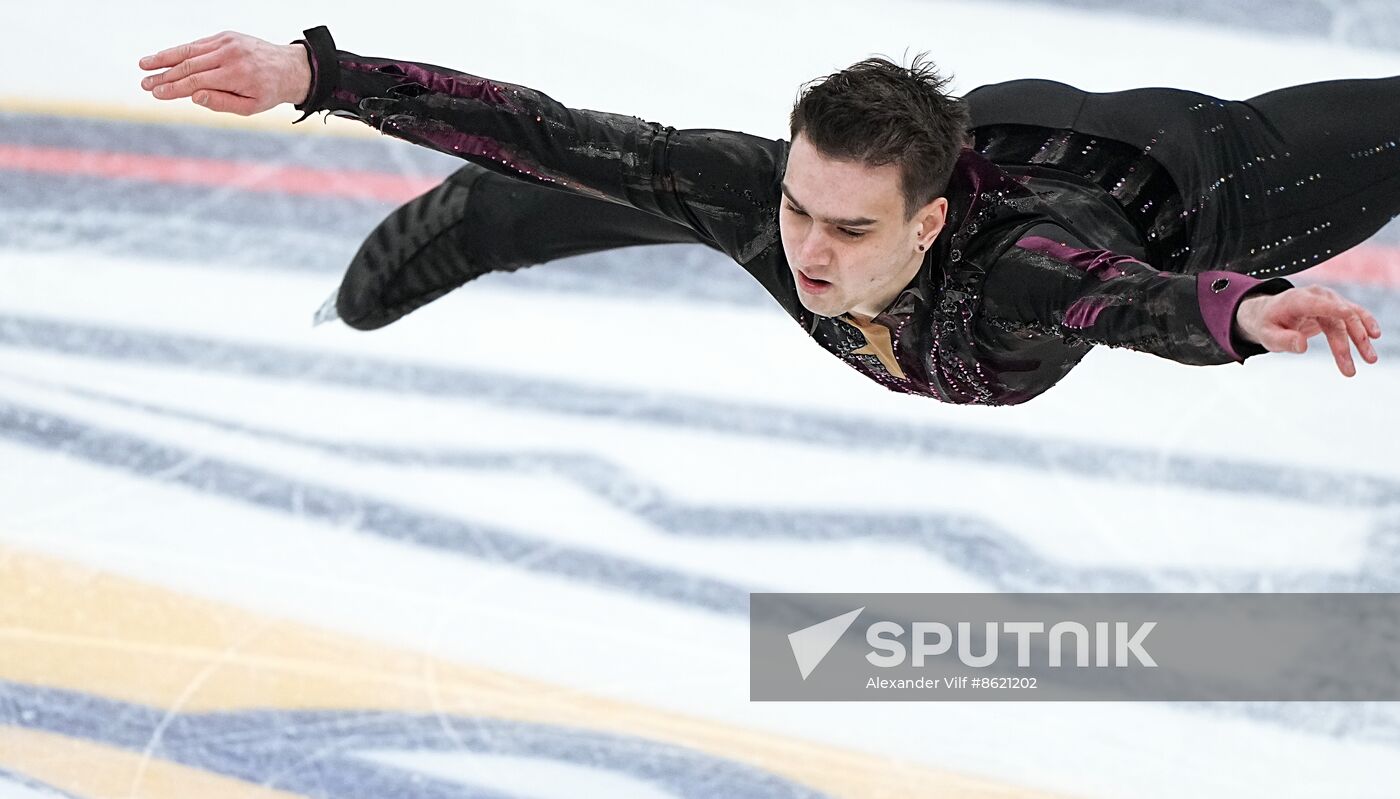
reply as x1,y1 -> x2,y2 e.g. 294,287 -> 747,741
1360,306 -> 1383,339
1322,296 -> 1381,368
1319,291 -> 1381,338
141,50 -> 224,92
1319,317 -> 1356,377
138,34 -> 224,71
1272,287 -> 1383,373
1344,310 -> 1379,364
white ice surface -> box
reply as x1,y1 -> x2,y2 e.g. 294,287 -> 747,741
3,3 -> 1400,799
358,750 -> 678,799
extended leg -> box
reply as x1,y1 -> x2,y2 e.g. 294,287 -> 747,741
1216,75 -> 1400,276
965,76 -> 1400,277
332,162 -> 710,330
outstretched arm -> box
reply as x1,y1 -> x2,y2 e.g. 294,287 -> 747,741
979,223 -> 1382,375
137,27 -> 786,265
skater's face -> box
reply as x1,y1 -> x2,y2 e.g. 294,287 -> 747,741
780,133 -> 947,319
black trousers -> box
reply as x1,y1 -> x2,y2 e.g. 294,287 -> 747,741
963,76 -> 1400,278
336,75 -> 1400,330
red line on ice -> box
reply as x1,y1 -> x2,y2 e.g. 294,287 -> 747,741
0,143 -> 441,203
1298,246 -> 1400,289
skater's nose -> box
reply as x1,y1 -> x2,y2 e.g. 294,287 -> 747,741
795,225 -> 835,269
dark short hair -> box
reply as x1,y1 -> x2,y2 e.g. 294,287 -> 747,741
789,54 -> 970,218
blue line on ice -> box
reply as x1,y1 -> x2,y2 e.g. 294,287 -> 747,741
0,681 -> 827,799
1,313 -> 1398,508
2,351 -> 1400,598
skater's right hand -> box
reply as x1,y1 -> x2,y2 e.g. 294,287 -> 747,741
138,31 -> 312,116
1234,284 -> 1382,377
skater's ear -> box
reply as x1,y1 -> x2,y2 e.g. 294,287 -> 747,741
912,195 -> 948,250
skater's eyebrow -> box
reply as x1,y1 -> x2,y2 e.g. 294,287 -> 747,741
781,183 -> 878,227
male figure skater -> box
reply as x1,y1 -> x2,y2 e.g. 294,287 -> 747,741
138,26 -> 1383,405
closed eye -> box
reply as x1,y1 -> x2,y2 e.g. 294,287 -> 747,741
785,203 -> 867,238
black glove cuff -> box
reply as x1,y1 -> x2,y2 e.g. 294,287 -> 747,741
291,25 -> 338,123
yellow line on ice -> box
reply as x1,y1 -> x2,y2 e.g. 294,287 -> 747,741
0,727 -> 306,799
0,96 -> 377,137
0,547 -> 1073,799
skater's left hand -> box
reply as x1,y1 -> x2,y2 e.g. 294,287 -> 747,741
1234,284 -> 1382,376
137,31 -> 311,116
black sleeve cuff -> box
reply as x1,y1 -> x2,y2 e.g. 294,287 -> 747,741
290,25 -> 338,123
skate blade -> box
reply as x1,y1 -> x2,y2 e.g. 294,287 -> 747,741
311,288 -> 340,327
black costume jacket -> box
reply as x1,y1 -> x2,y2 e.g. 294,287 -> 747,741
292,26 -> 1293,405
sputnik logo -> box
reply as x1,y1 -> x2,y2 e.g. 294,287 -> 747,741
787,607 -> 864,680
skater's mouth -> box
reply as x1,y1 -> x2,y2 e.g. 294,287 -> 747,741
798,270 -> 832,293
